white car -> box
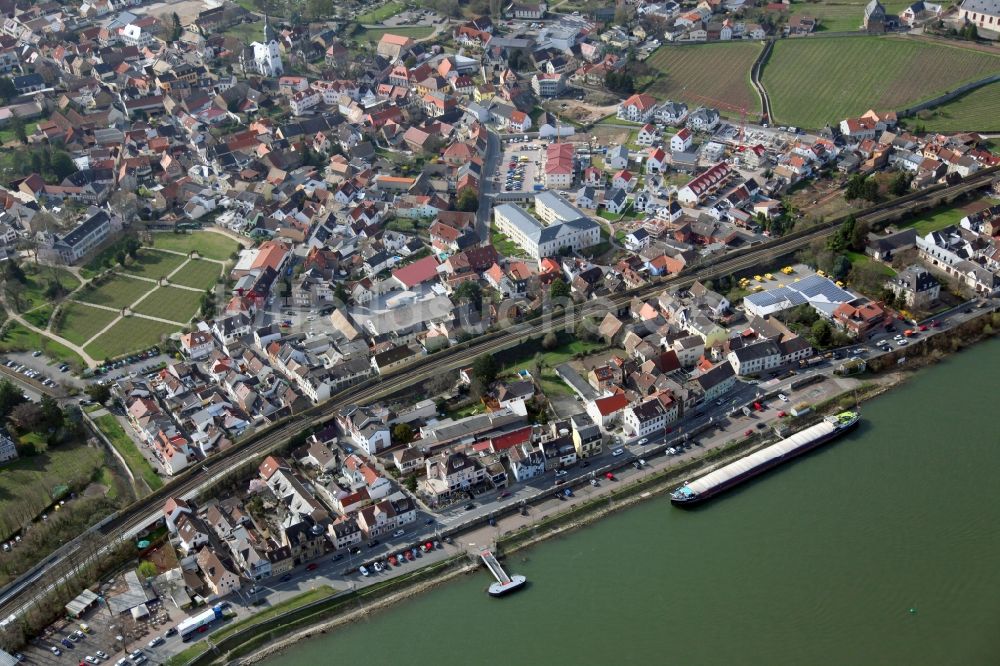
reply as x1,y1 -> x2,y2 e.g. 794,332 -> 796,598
777,393 -> 788,402
637,438 -> 648,445
392,529 -> 405,538
611,448 -> 625,457
554,469 -> 567,477
359,565 -> 370,577
147,636 -> 164,648
897,339 -> 908,346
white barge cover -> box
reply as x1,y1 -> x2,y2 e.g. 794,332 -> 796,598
681,419 -> 837,496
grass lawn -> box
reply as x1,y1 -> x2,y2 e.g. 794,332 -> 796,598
121,250 -> 187,281
899,200 -> 1000,235
0,121 -> 37,145
23,304 -> 54,329
85,317 -> 179,361
222,20 -> 262,43
358,0 -> 405,23
150,231 -> 240,261
845,250 -> 897,276
763,36 -> 1000,129
131,286 -> 202,322
0,322 -> 86,370
503,336 -> 606,374
54,302 -> 119,347
169,258 -> 223,290
783,0 -> 910,32
490,227 -> 528,258
0,440 -> 104,539
358,26 -> 434,41
91,414 -> 163,491
909,81 -> 1000,132
538,370 -> 575,397
646,42 -> 763,115
76,275 -> 154,310
212,586 -> 337,640
17,265 -> 81,312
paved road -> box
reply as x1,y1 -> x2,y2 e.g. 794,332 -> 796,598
476,128 -> 501,241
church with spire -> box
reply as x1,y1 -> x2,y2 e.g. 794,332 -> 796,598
241,16 -> 283,78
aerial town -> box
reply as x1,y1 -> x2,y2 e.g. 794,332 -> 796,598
0,0 -> 999,661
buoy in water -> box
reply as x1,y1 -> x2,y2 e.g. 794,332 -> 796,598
908,607 -> 917,614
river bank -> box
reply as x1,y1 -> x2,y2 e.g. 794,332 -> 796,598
204,310 -> 1000,666
262,334 -> 1000,666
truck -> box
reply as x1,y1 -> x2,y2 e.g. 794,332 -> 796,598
178,605 -> 225,642
533,184 -> 544,192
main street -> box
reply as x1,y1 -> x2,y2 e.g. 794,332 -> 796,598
1,164 -> 997,631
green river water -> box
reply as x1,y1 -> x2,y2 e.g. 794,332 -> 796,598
265,340 -> 1000,665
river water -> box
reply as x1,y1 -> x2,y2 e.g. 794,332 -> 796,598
266,341 -> 1000,665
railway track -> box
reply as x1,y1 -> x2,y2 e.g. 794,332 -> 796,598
1,165 -> 995,627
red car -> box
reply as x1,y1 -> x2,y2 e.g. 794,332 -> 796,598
777,411 -> 787,418
918,324 -> 929,332
605,472 -> 615,480
744,429 -> 753,436
306,562 -> 318,571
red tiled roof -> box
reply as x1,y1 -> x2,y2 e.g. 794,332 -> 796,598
391,255 -> 440,288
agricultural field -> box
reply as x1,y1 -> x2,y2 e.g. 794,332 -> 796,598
910,81 -> 1000,132
646,42 -> 763,115
130,286 -> 202,322
75,275 -> 152,310
763,36 -> 1000,128
170,258 -> 223,290
0,439 -> 104,539
149,231 -> 241,261
120,250 -> 187,281
53,302 -> 119,347
84,317 -> 179,361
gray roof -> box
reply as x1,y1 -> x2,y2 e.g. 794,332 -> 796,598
960,0 -> 1000,12
495,203 -> 543,242
731,340 -> 780,363
535,190 -> 587,222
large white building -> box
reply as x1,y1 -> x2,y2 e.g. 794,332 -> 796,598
623,397 -> 679,438
493,195 -> 600,260
743,274 -> 856,319
959,0 -> 1000,29
246,17 -> 283,77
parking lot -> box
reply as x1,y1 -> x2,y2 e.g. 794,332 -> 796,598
499,140 -> 543,193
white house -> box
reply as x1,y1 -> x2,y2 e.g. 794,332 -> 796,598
617,93 -> 658,123
636,123 -> 659,146
623,396 -> 679,437
670,127 -> 693,152
727,340 -> 781,376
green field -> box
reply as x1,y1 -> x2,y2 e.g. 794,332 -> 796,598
0,440 -> 105,539
784,0 -> 911,32
764,36 -> 1000,128
76,275 -> 153,310
901,198 -> 1000,235
170,258 -> 222,290
222,20 -> 262,44
84,317 -> 179,361
131,286 -> 202,322
358,26 -> 434,42
53,302 -> 119,347
911,81 -> 1000,132
0,322 -> 86,370
17,265 -> 81,312
91,414 -> 163,491
358,0 -> 405,23
646,42 -> 763,115
150,231 -> 240,261
121,250 -> 187,281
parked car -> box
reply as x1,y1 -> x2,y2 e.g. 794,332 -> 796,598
554,469 -> 567,477
637,438 -> 648,445
392,529 -> 405,538
60,639 -> 73,648
50,647 -> 62,656
85,656 -> 100,664
777,393 -> 788,402
611,448 -> 625,457
147,636 -> 164,648
306,562 -> 319,571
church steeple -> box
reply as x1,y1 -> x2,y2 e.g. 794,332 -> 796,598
263,14 -> 277,44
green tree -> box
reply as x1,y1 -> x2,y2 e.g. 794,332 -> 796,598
0,77 -> 16,103
169,12 -> 183,42
0,379 -> 27,418
392,423 -> 414,445
542,331 -> 558,350
85,383 -> 112,405
8,401 -> 43,432
8,114 -> 27,144
889,171 -> 911,196
455,187 -> 478,212
137,561 -> 158,579
811,319 -> 832,347
39,395 -> 64,431
549,277 -> 571,301
849,220 -> 870,252
832,254 -> 852,281
404,474 -> 417,493
472,354 -> 499,386
453,280 -> 482,308
116,250 -> 128,267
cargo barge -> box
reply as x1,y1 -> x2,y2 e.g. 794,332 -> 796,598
670,411 -> 860,506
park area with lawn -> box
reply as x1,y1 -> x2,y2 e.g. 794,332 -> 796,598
763,36 -> 1000,128
646,42 -> 763,116
170,258 -> 223,290
149,230 -> 241,261
53,302 -> 118,347
130,286 -> 203,321
84,317 -> 181,362
121,250 -> 187,281
76,274 -> 153,310
358,26 -> 433,42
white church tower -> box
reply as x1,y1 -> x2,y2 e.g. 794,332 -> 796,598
250,16 -> 283,77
